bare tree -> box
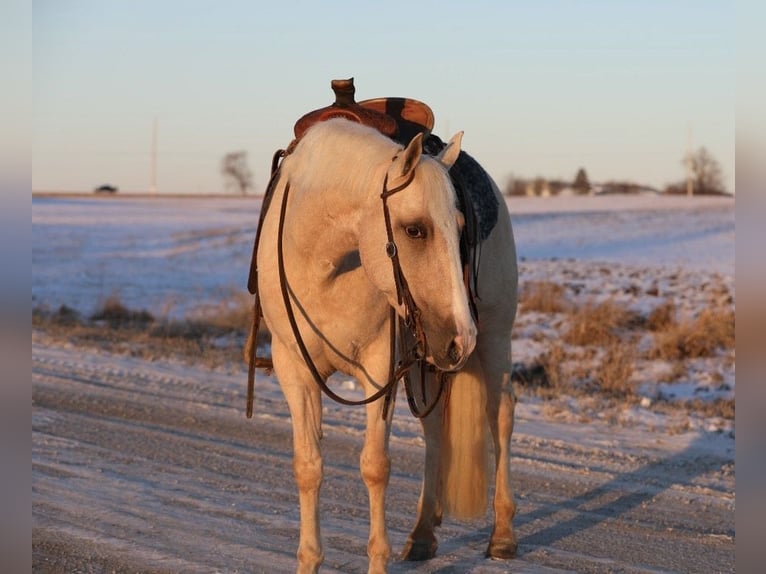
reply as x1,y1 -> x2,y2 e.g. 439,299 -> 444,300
221,151 -> 253,195
685,147 -> 726,195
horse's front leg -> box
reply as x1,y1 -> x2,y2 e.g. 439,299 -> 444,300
273,341 -> 325,574
361,388 -> 394,574
402,371 -> 443,561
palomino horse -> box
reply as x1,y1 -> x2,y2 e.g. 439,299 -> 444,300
251,118 -> 518,573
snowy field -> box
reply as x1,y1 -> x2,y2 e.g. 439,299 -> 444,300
32,193 -> 735,572
32,193 -> 734,315
32,193 -> 735,419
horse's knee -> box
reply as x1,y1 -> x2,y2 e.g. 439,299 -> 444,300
360,450 -> 390,488
294,452 -> 323,492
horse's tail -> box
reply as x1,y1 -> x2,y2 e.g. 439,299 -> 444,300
441,358 -> 489,520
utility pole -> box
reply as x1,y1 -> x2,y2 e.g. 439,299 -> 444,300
150,117 -> 158,195
685,125 -> 694,197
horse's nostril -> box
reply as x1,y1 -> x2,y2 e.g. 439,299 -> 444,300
448,339 -> 462,364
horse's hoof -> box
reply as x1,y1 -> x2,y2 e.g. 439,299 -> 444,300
486,538 -> 518,560
401,539 -> 437,561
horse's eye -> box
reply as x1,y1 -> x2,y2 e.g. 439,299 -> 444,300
404,224 -> 426,239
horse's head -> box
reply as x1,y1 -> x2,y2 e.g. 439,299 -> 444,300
359,131 -> 477,371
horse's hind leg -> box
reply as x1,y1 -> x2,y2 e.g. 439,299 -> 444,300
273,341 -> 325,574
479,332 -> 518,559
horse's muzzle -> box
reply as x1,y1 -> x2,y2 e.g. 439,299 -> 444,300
438,329 -> 476,372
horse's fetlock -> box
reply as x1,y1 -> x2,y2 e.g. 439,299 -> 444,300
366,535 -> 391,573
296,551 -> 323,574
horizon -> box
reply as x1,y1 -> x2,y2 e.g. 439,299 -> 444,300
33,1 -> 735,195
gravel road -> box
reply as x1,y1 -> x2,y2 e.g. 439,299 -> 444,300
32,337 -> 734,573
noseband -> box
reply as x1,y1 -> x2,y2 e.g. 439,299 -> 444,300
246,148 -> 451,421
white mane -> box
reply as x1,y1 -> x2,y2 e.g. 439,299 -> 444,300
287,119 -> 400,197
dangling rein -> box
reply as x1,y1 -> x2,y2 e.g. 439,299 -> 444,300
245,149 -> 450,420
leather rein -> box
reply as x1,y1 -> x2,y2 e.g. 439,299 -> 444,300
246,148 -> 451,421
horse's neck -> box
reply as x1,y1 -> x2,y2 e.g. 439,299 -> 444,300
282,168 -> 391,361
288,169 -> 382,288
289,186 -> 363,264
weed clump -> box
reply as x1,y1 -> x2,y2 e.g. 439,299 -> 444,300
647,299 -> 677,331
519,281 -> 569,314
91,296 -> 154,327
563,298 -> 639,347
648,306 -> 734,360
590,341 -> 636,399
512,342 -> 567,398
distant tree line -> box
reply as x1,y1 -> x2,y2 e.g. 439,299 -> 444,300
505,167 -> 592,197
504,147 -> 729,197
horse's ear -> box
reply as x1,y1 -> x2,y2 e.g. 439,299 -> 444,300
392,132 -> 424,179
437,131 -> 463,170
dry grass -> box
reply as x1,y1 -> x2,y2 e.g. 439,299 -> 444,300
652,397 -> 735,420
647,299 -> 677,331
90,295 -> 155,327
34,287 -> 734,421
648,305 -> 735,360
519,281 -> 569,314
32,293 -> 269,369
514,339 -> 636,401
563,298 -> 640,347
508,278 -> 734,422
32,304 -> 82,327
540,342 -> 567,392
664,360 -> 688,382
686,397 -> 735,419
511,342 -> 568,398
590,340 -> 636,399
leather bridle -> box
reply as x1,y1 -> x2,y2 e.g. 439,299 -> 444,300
246,148 -> 452,421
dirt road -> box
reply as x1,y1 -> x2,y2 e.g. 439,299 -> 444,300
32,337 -> 734,573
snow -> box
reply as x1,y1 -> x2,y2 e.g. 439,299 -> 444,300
32,195 -> 260,319
32,192 -> 735,571
32,334 -> 734,572
32,193 -> 734,314
32,194 -> 734,413
508,194 -> 734,274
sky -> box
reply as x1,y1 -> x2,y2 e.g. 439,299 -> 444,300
33,0 -> 735,195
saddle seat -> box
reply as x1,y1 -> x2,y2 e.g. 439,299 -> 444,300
293,77 -> 434,146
